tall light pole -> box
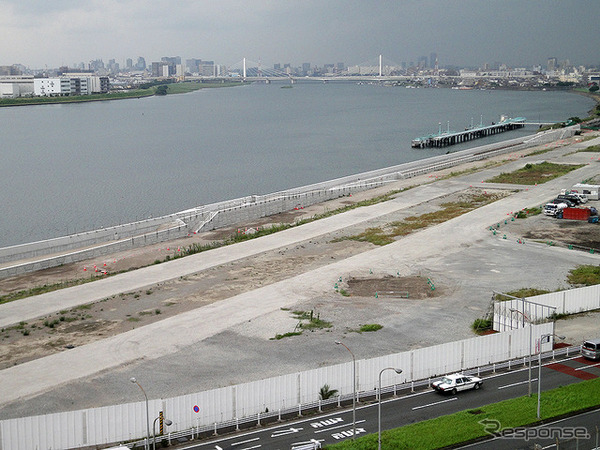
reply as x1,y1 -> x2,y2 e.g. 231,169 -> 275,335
537,333 -> 565,419
130,377 -> 151,450
335,341 -> 356,440
510,308 -> 532,396
153,416 -> 173,450
378,367 -> 402,450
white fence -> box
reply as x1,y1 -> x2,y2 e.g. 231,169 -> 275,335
0,323 -> 554,450
493,284 -> 600,331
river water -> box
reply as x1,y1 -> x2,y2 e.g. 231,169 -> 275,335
0,82 -> 595,247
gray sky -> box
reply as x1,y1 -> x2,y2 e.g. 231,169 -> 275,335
1,0 -> 598,69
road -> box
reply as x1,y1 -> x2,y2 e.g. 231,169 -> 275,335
170,354 -> 600,449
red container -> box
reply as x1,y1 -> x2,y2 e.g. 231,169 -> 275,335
562,207 -> 591,220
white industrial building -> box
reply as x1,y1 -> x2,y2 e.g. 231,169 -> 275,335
0,76 -> 35,98
33,75 -> 109,97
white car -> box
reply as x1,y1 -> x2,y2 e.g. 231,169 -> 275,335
432,373 -> 483,394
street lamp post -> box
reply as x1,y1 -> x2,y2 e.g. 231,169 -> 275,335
378,367 -> 402,450
510,308 -> 532,396
537,333 -> 565,419
335,341 -> 356,440
130,377 -> 151,450
153,416 -> 173,450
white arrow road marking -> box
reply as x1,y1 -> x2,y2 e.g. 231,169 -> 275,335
313,419 -> 366,434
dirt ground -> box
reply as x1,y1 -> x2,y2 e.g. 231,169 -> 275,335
2,135 -> 600,371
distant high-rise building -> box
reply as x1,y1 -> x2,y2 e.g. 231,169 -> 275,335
162,56 -> 181,65
186,59 -> 202,74
274,63 -> 281,71
302,63 -> 311,75
151,62 -> 170,77
136,57 -> 146,71
200,61 -> 215,77
0,65 -> 21,76
418,56 -> 428,69
89,59 -> 105,72
429,52 -> 437,69
126,58 -> 133,69
547,57 -> 558,71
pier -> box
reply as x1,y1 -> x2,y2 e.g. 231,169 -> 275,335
411,116 -> 526,148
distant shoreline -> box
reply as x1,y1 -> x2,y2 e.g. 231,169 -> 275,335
0,80 -> 243,108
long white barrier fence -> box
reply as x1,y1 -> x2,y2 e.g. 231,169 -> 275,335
494,284 -> 600,331
0,323 -> 554,450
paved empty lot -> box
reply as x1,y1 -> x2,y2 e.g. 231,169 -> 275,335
1,134 -> 600,420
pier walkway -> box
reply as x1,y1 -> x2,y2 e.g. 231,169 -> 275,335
412,117 -> 527,148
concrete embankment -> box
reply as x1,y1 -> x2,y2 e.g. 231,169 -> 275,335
0,127 -> 578,279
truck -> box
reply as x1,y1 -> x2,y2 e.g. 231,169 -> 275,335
544,202 -> 568,216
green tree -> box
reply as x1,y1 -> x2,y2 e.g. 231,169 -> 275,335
589,84 -> 599,93
155,85 -> 168,95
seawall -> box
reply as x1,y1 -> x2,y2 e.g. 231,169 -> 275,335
0,126 -> 579,279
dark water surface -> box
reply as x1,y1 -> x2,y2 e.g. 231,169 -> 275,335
0,82 -> 594,247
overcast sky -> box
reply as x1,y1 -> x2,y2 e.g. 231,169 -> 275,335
1,0 -> 598,70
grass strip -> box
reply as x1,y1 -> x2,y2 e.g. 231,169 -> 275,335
337,191 -> 504,246
485,161 -> 584,185
568,264 -> 600,286
327,377 -> 600,449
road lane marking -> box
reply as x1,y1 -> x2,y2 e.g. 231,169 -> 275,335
412,397 -> 457,410
575,361 -> 600,370
232,437 -> 260,446
313,419 -> 366,434
497,378 -> 538,389
271,427 -> 303,437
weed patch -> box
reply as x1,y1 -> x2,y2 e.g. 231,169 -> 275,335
568,265 -> 600,286
486,162 -> 584,185
358,324 -> 383,332
339,191 -> 505,245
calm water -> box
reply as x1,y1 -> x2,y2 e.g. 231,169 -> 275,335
0,83 -> 595,247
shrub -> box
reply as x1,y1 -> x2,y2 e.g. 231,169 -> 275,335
319,384 -> 339,400
472,318 -> 492,333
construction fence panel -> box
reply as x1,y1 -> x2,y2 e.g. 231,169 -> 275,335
0,325 -> 548,450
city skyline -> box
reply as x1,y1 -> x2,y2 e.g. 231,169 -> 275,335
1,0 -> 599,70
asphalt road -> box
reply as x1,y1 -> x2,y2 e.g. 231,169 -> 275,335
169,353 -> 600,449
